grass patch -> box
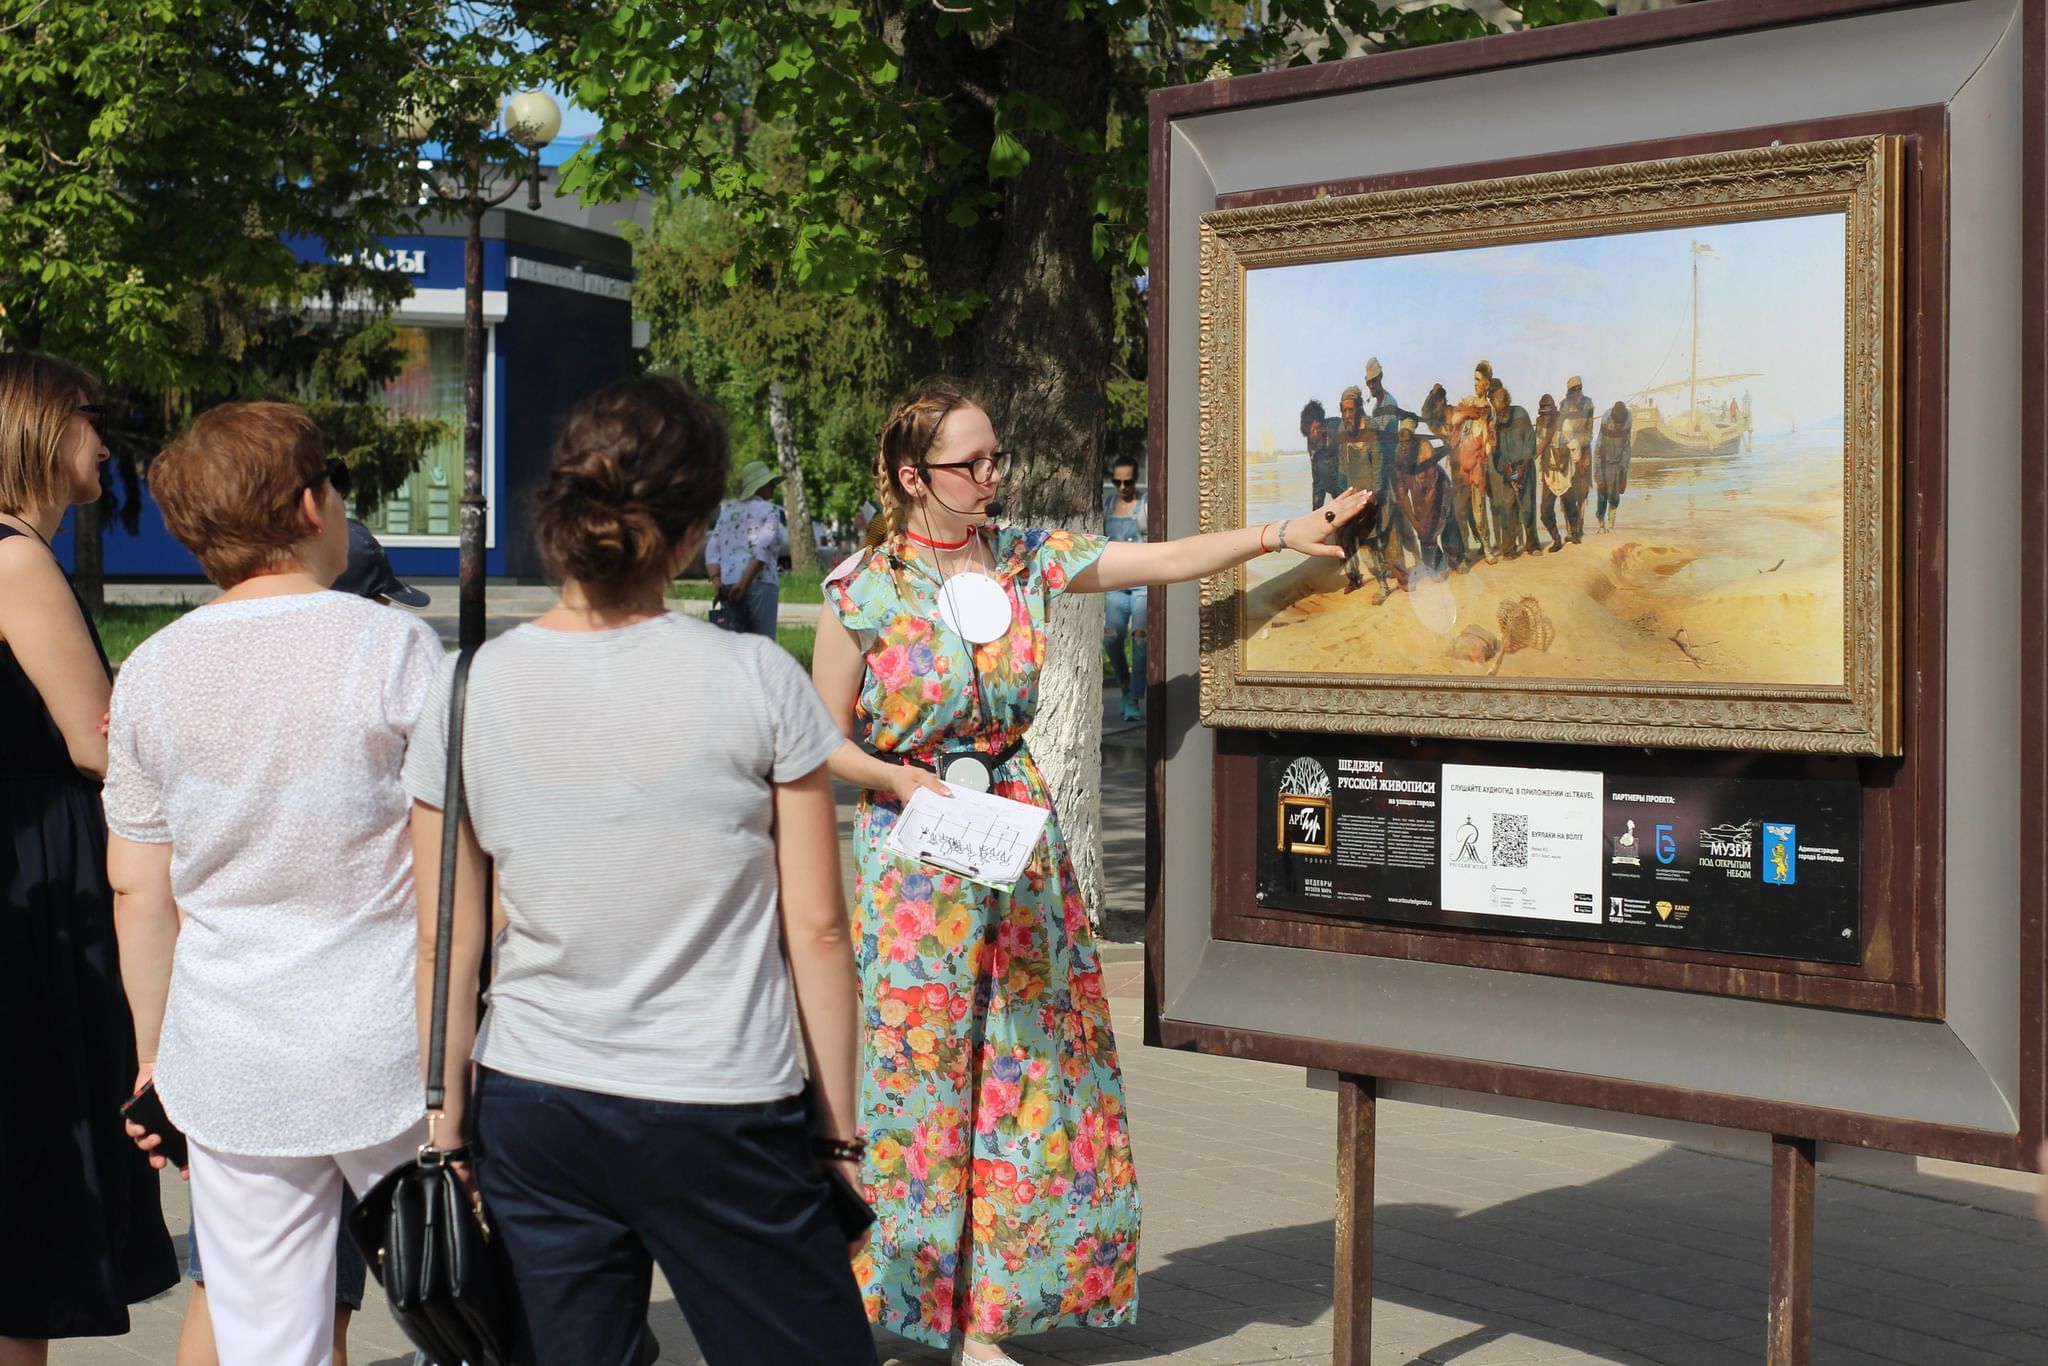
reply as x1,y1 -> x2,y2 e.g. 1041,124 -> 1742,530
776,623 -> 816,673
670,569 -> 824,605
94,602 -> 196,667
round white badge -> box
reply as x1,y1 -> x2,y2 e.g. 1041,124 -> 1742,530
936,571 -> 1014,644
939,754 -> 995,793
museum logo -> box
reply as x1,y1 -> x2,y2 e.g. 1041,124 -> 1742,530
1276,757 -> 1333,857
1609,818 -> 1643,868
1698,821 -> 1754,860
1449,815 -> 1487,870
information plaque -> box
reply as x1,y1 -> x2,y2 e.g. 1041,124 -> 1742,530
1256,752 -> 1862,964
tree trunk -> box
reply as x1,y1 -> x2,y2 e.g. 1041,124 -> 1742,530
898,0 -> 1115,918
768,380 -> 820,574
73,494 -> 104,615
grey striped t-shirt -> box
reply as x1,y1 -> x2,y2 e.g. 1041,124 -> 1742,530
400,613 -> 842,1104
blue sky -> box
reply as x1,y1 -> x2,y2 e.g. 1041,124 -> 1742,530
1243,213 -> 1847,444
553,90 -> 601,139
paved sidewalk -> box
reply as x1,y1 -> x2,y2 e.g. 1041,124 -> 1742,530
56,970 -> 2048,1366
57,636 -> 2048,1365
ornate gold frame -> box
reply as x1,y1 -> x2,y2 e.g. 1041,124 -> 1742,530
1197,135 -> 1902,755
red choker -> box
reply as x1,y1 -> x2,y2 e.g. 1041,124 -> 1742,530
905,529 -> 974,551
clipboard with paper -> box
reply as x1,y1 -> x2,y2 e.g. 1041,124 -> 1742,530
884,786 -> 1052,890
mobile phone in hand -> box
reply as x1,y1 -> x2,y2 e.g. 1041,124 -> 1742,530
119,1081 -> 189,1171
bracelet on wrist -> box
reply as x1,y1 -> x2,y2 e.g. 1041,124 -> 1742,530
813,1134 -> 868,1162
1258,522 -> 1272,554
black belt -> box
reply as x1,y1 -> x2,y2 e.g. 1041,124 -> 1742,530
861,734 -> 1025,793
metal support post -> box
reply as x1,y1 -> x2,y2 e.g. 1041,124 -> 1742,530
1334,1073 -> 1376,1365
1768,1134 -> 1816,1366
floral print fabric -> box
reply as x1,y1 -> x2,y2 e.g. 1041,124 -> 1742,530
705,496 -> 787,585
827,527 -> 1142,1349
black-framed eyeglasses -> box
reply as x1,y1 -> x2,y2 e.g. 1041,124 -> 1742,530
307,456 -> 352,501
922,450 -> 1012,484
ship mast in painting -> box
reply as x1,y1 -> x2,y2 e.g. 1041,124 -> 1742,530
1629,239 -> 1758,457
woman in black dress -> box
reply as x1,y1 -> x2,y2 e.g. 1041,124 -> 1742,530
0,353 -> 177,1364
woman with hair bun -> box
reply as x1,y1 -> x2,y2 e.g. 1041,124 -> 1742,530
0,352 -> 177,1363
403,373 -> 877,1365
815,379 -> 1371,1364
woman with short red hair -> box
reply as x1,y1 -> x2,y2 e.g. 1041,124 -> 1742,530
105,402 -> 442,1366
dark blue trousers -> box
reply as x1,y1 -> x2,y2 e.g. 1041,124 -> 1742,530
473,1069 -> 878,1366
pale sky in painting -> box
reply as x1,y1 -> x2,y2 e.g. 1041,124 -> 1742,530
1242,212 -> 1847,446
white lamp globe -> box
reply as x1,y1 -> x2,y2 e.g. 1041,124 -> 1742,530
398,99 -> 436,145
504,90 -> 563,149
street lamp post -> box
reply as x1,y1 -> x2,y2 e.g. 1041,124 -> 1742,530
418,89 -> 562,650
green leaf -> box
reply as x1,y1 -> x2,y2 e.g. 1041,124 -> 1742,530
987,130 -> 1030,180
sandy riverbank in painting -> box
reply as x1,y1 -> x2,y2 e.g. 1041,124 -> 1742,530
1240,430 -> 1845,687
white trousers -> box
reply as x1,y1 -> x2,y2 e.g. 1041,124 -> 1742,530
187,1120 -> 428,1366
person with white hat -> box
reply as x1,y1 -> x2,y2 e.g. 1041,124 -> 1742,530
1362,357 -> 1419,569
705,460 -> 788,636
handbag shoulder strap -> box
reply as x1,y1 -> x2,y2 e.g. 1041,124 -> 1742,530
425,645 -> 479,1114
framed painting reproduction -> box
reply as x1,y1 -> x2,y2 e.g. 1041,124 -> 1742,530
1197,134 -> 1902,755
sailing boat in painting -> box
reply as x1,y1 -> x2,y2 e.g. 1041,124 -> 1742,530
1628,240 -> 1757,458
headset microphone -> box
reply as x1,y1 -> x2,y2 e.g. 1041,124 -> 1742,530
982,500 -> 1004,520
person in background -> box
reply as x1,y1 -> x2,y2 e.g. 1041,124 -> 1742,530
1102,456 -> 1149,722
1351,358 -> 1417,573
1555,376 -> 1596,544
0,353 -> 178,1366
1300,399 -> 1342,510
1488,380 -> 1538,559
1391,417 -> 1453,578
1536,394 -> 1576,554
406,375 -> 874,1365
172,517 -> 427,1366
705,459 -> 788,636
331,519 -> 431,608
815,378 -> 1371,1365
107,403 -> 442,1366
1595,399 -> 1634,533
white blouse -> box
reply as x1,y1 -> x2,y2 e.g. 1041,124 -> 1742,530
103,592 -> 443,1157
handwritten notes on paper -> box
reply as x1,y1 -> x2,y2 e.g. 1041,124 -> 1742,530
885,786 -> 1051,890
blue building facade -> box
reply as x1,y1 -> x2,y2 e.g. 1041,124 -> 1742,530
61,194 -> 637,583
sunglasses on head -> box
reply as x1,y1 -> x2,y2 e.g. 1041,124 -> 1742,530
307,456 -> 352,501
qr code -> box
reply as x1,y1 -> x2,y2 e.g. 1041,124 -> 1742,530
1491,814 -> 1529,868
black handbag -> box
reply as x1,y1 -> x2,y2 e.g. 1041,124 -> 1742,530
349,647 -> 527,1366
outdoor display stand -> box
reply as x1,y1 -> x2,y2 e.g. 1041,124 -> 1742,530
1142,3 -> 2048,1362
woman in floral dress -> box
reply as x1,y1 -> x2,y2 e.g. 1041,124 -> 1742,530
813,380 -> 1371,1365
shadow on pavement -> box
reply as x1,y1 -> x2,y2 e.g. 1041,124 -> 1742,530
850,1145 -> 2048,1365
363,1143 -> 2048,1365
